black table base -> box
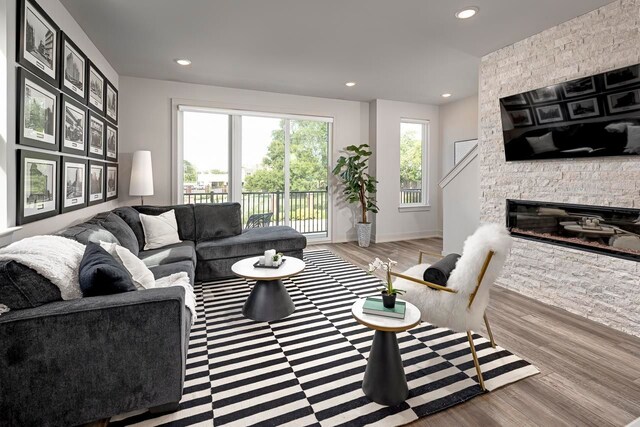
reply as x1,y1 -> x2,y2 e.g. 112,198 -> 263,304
242,279 -> 295,322
362,330 -> 409,406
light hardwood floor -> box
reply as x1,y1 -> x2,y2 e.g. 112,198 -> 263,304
312,238 -> 640,427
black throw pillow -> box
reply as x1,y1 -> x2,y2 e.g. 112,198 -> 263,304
79,242 -> 137,297
423,253 -> 461,289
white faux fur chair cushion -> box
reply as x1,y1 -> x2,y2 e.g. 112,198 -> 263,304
398,223 -> 512,333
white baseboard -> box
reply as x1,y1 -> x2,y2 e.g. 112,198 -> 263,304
373,229 -> 442,243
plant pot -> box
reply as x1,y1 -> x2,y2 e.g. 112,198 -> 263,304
381,291 -> 396,308
357,222 -> 372,247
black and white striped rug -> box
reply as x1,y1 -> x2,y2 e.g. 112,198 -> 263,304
113,249 -> 538,426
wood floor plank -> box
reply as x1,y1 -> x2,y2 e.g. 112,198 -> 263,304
313,239 -> 640,426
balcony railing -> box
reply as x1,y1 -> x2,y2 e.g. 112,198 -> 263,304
182,191 -> 328,236
400,188 -> 422,204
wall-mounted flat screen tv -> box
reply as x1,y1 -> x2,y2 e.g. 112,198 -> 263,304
500,63 -> 640,161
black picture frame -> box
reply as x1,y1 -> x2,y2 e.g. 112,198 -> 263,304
105,80 -> 118,125
528,85 -> 560,104
17,149 -> 60,225
87,61 -> 105,114
507,108 -> 534,127
60,156 -> 87,213
534,103 -> 566,125
105,163 -> 118,201
59,32 -> 88,104
17,0 -> 60,88
17,67 -> 60,151
87,160 -> 105,206
87,110 -> 105,159
60,94 -> 87,156
105,123 -> 117,161
566,97 -> 603,121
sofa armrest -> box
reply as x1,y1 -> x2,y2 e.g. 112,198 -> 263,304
0,288 -> 190,426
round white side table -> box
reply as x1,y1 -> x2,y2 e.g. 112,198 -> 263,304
352,297 -> 421,406
231,256 -> 305,322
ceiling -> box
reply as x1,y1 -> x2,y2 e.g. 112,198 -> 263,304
60,0 -> 614,105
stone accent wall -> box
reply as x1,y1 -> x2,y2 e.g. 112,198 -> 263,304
479,0 -> 640,336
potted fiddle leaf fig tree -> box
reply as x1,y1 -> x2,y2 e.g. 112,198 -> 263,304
332,144 -> 379,247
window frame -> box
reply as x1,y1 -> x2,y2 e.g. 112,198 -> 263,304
399,118 -> 430,210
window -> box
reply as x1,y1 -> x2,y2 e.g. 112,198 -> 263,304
400,119 -> 428,206
178,107 -> 331,238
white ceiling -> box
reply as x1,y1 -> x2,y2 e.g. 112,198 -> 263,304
60,0 -> 613,105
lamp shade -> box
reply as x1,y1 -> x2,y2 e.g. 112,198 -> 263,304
129,151 -> 154,196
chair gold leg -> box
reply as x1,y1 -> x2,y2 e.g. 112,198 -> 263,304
484,313 -> 496,348
467,331 -> 486,391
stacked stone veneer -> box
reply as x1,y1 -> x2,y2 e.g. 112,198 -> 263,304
479,0 -> 640,336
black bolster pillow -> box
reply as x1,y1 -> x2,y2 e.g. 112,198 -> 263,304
423,253 -> 461,288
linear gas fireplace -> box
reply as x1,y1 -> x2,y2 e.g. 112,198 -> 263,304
507,200 -> 640,262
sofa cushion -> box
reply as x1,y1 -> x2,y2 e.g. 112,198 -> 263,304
100,242 -> 155,290
79,243 -> 137,297
196,226 -> 306,260
0,260 -> 62,309
57,222 -> 119,246
135,205 -> 196,242
139,241 -> 196,268
150,261 -> 195,285
194,203 -> 242,242
90,212 -> 139,256
113,206 -> 145,251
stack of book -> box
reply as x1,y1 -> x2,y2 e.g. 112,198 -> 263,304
362,297 -> 406,319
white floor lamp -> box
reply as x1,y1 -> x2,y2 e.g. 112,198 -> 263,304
129,151 -> 154,205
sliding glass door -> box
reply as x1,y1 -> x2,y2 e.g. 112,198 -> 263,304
179,108 -> 331,238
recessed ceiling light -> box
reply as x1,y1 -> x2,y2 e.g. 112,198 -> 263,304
455,7 -> 478,19
345,82 -> 356,87
442,93 -> 452,98
175,59 -> 191,66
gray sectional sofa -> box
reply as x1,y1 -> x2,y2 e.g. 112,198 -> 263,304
0,202 -> 306,426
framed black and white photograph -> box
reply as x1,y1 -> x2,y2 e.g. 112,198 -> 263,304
61,157 -> 86,213
567,98 -> 601,120
529,86 -> 559,104
106,164 -> 118,201
605,65 -> 640,89
17,0 -> 59,87
507,109 -> 534,127
17,149 -> 59,225
88,111 -> 105,159
563,76 -> 597,98
106,123 -> 117,161
607,89 -> 640,114
105,80 -> 118,124
60,95 -> 87,155
18,68 -> 60,151
59,32 -> 87,103
535,104 -> 564,124
88,61 -> 105,114
502,93 -> 528,106
88,161 -> 105,206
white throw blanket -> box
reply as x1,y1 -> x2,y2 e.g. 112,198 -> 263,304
0,235 -> 86,300
156,272 -> 197,324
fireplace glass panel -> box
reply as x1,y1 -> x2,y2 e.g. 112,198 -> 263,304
507,200 -> 640,261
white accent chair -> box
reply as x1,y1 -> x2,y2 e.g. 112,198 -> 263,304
392,223 -> 513,390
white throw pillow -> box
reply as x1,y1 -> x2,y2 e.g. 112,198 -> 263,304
525,132 -> 556,155
139,210 -> 182,250
100,241 -> 156,290
625,125 -> 640,154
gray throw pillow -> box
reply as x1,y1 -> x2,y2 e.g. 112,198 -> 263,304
113,206 -> 145,252
0,260 -> 62,309
90,212 -> 139,256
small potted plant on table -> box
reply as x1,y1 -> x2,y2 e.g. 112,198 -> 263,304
368,257 -> 405,308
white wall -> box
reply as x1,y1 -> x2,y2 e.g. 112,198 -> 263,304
479,0 -> 640,336
439,95 -> 478,176
118,76 -> 369,243
441,150 -> 479,255
1,0 -> 119,242
371,99 -> 441,242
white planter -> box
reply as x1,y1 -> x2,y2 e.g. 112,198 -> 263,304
357,222 -> 372,247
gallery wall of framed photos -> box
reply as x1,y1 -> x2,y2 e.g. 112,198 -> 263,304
15,0 -> 119,225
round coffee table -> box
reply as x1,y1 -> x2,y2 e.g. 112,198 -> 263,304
231,256 -> 305,322
352,297 -> 421,406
